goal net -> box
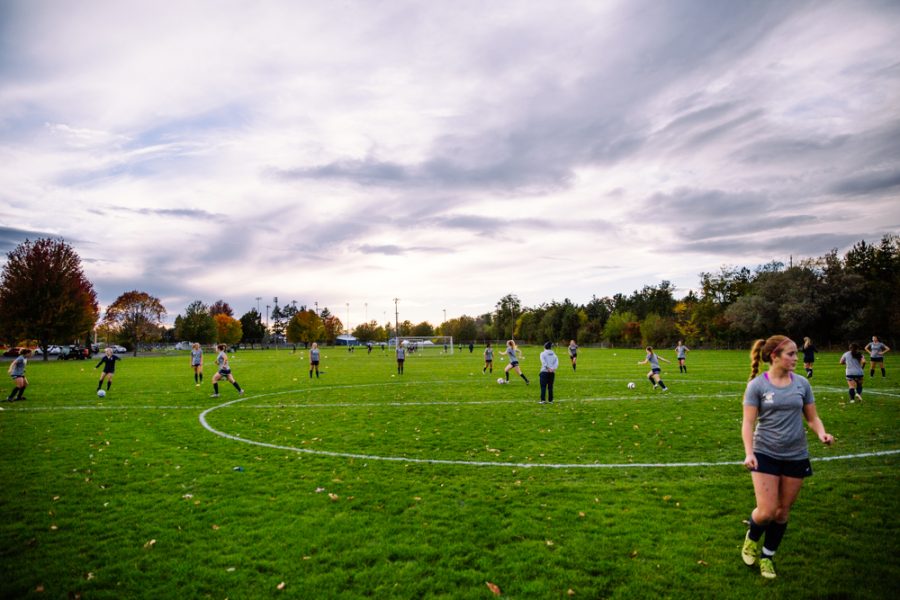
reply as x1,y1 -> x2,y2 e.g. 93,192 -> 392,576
390,336 -> 454,354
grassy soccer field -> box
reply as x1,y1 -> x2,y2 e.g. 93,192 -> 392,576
1,346 -> 898,599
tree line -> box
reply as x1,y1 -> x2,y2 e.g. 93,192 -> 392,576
1,236 -> 897,359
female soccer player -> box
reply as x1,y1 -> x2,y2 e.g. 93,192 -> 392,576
6,348 -> 32,402
741,335 -> 833,579
840,343 -> 866,402
396,341 -> 406,375
568,340 -> 578,371
675,340 -> 690,373
801,337 -> 817,378
483,342 -> 494,374
638,346 -> 669,391
191,343 -> 204,386
211,344 -> 244,397
539,342 -> 558,403
309,342 -> 321,378
95,347 -> 121,392
503,340 -> 529,384
865,335 -> 890,378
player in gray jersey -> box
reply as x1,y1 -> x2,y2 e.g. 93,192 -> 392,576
502,340 -> 529,384
740,335 -> 833,580
839,343 -> 866,402
191,343 -> 204,386
637,346 -> 669,391
864,335 -> 890,377
675,340 -> 689,373
568,340 -> 578,371
211,344 -> 244,397
6,348 -> 32,402
396,341 -> 406,375
482,343 -> 494,374
309,342 -> 321,379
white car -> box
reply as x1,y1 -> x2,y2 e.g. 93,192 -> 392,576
111,345 -> 127,353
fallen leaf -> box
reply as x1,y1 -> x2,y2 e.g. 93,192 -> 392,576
212,524 -> 220,530
276,581 -> 286,590
226,567 -> 236,572
630,550 -> 638,558
697,560 -> 708,566
315,487 -> 325,493
567,590 -> 576,596
578,512 -> 586,518
546,540 -> 555,546
328,493 -> 339,501
35,584 -> 44,592
144,539 -> 156,548
485,581 -> 501,595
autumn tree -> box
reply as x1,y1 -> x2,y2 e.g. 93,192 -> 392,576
103,291 -> 166,355
0,238 -> 99,359
175,300 -> 217,343
287,310 -> 324,345
209,299 -> 234,317
321,313 -> 344,344
214,314 -> 243,346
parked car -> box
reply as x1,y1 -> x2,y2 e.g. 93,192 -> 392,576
111,345 -> 127,353
2,347 -> 25,357
58,345 -> 90,360
174,341 -> 194,351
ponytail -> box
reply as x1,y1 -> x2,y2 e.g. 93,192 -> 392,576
749,339 -> 765,381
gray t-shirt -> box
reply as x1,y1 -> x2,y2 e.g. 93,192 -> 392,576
10,355 -> 27,378
484,347 -> 493,360
646,352 -> 662,370
867,342 -> 886,359
743,373 -> 814,460
840,351 -> 864,376
191,349 -> 203,366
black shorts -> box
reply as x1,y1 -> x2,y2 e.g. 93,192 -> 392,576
870,356 -> 884,363
218,368 -> 232,376
846,375 -> 863,383
509,361 -> 519,367
484,359 -> 492,364
310,361 -> 319,366
753,452 -> 813,479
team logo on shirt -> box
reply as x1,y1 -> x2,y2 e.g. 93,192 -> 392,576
763,392 -> 775,404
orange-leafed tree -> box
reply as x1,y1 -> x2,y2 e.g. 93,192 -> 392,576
103,291 -> 166,356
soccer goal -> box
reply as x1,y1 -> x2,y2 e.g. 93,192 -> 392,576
391,336 -> 454,354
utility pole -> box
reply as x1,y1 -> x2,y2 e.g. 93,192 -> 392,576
393,298 -> 400,345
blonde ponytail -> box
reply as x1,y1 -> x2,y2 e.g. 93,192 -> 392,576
749,339 -> 765,381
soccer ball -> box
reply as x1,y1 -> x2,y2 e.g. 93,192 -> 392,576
627,382 -> 636,389
497,378 -> 506,384
97,389 -> 106,398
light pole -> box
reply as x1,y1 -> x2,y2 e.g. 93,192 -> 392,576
265,305 -> 270,345
314,301 -> 318,316
256,297 -> 261,315
346,302 -> 350,335
393,298 -> 400,345
443,308 -> 446,324
364,302 -> 368,324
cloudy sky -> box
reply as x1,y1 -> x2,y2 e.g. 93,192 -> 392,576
1,0 -> 899,327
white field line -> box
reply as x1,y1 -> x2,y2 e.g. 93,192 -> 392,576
197,392 -> 900,469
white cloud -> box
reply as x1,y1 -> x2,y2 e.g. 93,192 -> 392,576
1,0 -> 899,324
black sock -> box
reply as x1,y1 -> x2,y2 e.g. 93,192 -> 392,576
857,382 -> 863,396
199,373 -> 203,382
870,369 -> 874,377
98,380 -> 103,390
659,380 -> 667,390
763,521 -> 788,555
8,387 -> 17,399
748,516 -> 766,542
232,381 -> 242,392
106,382 -> 111,390
849,388 -> 856,400
213,383 -> 219,394
882,368 -> 886,377
521,374 -> 529,383
16,386 -> 26,399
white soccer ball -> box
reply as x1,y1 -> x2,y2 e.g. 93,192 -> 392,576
627,382 -> 636,389
97,389 -> 106,397
497,378 -> 506,384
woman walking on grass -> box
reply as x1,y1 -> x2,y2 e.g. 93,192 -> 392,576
211,344 -> 244,397
6,348 -> 32,402
568,340 -> 578,371
503,340 -> 529,385
191,343 -> 204,386
638,346 -> 669,391
840,343 -> 866,402
801,337 -> 817,378
483,342 -> 494,374
675,340 -> 690,373
741,335 -> 833,579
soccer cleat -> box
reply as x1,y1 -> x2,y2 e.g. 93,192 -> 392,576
759,557 -> 776,579
238,389 -> 245,395
539,400 -> 547,404
741,532 -> 760,566
210,393 -> 220,398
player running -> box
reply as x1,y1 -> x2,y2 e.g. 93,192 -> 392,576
568,340 -> 578,371
6,348 -> 32,402
503,340 -> 529,384
211,344 -> 244,397
483,342 -> 494,374
95,347 -> 121,393
638,346 -> 669,391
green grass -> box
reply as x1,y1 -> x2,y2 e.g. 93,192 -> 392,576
1,347 -> 898,599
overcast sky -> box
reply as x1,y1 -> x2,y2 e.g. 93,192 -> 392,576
1,0 -> 899,328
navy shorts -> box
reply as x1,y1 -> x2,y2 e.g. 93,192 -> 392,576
509,361 -> 519,367
753,452 -> 813,479
870,356 -> 884,363
846,375 -> 863,384
651,367 -> 661,374
218,368 -> 232,376
310,361 -> 319,366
